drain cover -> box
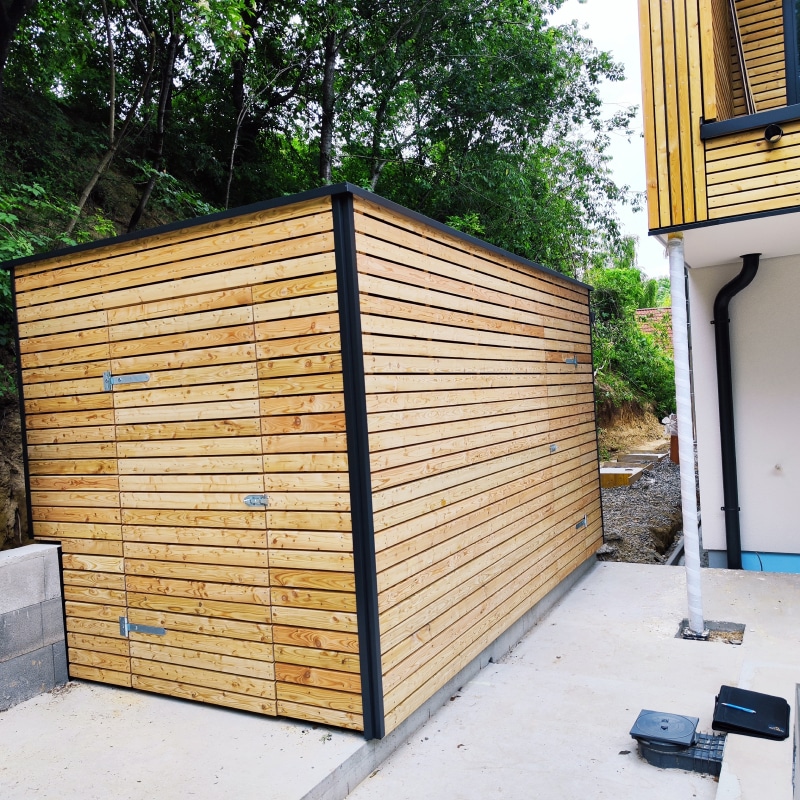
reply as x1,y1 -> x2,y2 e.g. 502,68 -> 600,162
630,710 -> 699,747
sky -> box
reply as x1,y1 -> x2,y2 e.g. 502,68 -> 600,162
551,0 -> 669,278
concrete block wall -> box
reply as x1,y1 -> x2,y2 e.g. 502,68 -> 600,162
0,544 -> 67,710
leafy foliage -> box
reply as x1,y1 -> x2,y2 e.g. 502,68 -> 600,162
0,0 -> 672,418
588,245 -> 675,418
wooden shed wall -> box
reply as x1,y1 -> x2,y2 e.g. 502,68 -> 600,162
351,198 -> 602,734
640,0 -> 800,229
14,197 -> 364,730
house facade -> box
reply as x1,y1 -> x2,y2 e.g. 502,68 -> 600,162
638,0 -> 800,570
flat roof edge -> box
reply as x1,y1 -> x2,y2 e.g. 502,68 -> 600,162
2,182 -> 589,290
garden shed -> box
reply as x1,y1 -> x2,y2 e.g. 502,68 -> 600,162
7,184 -> 602,738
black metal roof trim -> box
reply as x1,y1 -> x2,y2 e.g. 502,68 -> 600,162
700,104 -> 800,140
649,202 -> 800,236
1,182 -> 589,291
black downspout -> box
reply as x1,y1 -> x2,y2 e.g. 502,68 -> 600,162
713,253 -> 760,569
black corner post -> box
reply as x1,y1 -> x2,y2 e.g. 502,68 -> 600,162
331,191 -> 385,739
713,253 -> 760,570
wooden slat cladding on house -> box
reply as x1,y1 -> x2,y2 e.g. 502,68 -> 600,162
640,0 -> 800,230
352,197 -> 602,735
639,0 -> 707,229
705,117 -> 800,216
11,185 -> 601,736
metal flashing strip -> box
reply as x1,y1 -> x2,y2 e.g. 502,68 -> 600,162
700,103 -> 800,140
332,192 -> 385,740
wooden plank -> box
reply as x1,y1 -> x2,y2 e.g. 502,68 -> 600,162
252,292 -> 339,323
123,542 -> 269,567
260,394 -> 345,417
357,255 -> 586,329
269,569 -> 354,592
63,569 -> 126,590
269,529 -> 352,551
276,663 -> 361,693
269,606 -> 358,632
111,343 -> 256,377
64,586 -> 127,606
30,491 -> 119,509
119,455 -> 264,475
108,306 -> 254,343
263,433 -> 348,454
131,628 -> 273,660
29,458 -> 117,475
132,658 -> 275,699
113,380 -> 260,410
16,227 -> 335,311
18,309 -> 108,339
254,312 -> 340,341
38,537 -> 123,556
126,576 -> 271,605
258,373 -> 345,398
114,399 -> 261,426
108,286 -> 254,326
127,608 -> 272,643
116,418 -> 263,441
130,642 -> 274,680
25,425 -> 116,445
33,521 -> 122,540
272,625 -> 359,653
65,600 -> 126,622
26,409 -> 115,429
273,644 -> 360,672
127,592 -> 272,624
268,550 -> 353,571
256,332 -> 342,361
358,277 -> 546,338
14,196 -> 333,283
67,632 -> 129,656
125,559 -> 270,586
123,524 -> 267,548
133,675 -> 276,714
118,474 -> 266,493
276,683 -> 361,713
270,587 -> 356,612
354,199 -> 586,305
29,475 -> 119,492
117,437 -> 262,458
275,700 -> 361,729
69,664 -> 132,687
121,508 -> 267,531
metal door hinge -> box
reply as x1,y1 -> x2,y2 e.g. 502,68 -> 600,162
103,371 -> 150,391
564,356 -> 579,366
243,494 -> 269,508
119,616 -> 165,638
575,515 -> 588,530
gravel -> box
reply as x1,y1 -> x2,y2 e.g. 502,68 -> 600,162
597,458 -> 685,565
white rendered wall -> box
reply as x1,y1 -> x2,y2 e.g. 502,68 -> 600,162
688,255 -> 800,555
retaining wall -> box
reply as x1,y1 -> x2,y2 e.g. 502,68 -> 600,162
0,543 -> 67,710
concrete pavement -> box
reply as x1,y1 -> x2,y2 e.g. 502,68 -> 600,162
1,562 -> 797,800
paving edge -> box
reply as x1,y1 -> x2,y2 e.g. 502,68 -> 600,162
300,556 -> 598,800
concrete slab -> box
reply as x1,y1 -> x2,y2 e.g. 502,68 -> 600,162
1,563 -> 798,800
348,564 -> 800,800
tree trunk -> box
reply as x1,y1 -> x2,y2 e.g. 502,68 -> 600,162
127,14 -> 179,232
319,30 -> 337,184
65,12 -> 155,237
0,0 -> 36,121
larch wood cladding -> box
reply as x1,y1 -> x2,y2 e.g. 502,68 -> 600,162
351,197 -> 601,734
14,196 -> 363,730
640,0 -> 800,230
9,185 -> 601,737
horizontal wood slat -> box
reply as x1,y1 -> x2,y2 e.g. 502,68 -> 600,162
353,196 -> 599,733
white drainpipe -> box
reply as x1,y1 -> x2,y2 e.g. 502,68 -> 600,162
667,234 -> 707,637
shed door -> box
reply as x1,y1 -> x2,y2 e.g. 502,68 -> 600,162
108,289 -> 276,715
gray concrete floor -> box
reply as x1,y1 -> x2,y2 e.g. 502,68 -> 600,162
1,562 -> 797,800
